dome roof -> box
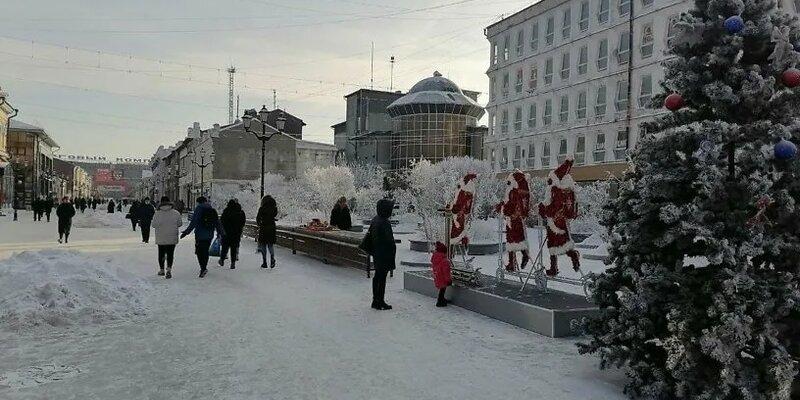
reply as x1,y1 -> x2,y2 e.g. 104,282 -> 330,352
387,71 -> 484,118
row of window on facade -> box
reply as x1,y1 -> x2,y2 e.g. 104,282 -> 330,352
489,129 -> 631,171
489,74 -> 655,135
490,0 -> 664,66
489,20 -> 670,101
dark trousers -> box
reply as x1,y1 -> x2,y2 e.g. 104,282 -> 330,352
131,219 -> 138,231
158,244 -> 176,269
45,211 -> 51,222
140,222 -> 151,242
58,221 -> 71,240
220,239 -> 239,262
372,269 -> 389,304
195,239 -> 211,270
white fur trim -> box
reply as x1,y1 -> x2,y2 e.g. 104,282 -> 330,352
461,179 -> 477,194
546,218 -> 565,235
547,171 -> 576,190
565,154 -> 574,161
506,241 -> 530,251
548,240 -> 575,256
450,232 -> 466,245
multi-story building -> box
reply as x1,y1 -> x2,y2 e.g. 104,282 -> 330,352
8,120 -> 58,207
338,89 -> 405,166
53,158 -> 94,199
0,87 -> 18,208
485,0 -> 800,181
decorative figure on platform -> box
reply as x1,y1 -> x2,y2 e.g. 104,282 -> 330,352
496,170 -> 531,272
538,157 -> 580,276
447,173 -> 477,246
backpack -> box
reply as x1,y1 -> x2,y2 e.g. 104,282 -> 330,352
201,208 -> 218,229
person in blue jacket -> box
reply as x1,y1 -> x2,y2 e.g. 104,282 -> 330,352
180,196 -> 224,278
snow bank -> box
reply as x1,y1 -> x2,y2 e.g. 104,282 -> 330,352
71,211 -> 128,229
0,250 -> 150,331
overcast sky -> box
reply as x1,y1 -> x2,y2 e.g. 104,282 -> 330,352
0,0 -> 532,159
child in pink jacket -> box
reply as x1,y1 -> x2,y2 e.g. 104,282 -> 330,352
430,241 -> 452,307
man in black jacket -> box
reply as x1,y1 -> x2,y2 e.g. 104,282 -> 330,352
56,197 -> 76,244
136,197 -> 156,243
360,198 -> 396,310
44,197 -> 54,222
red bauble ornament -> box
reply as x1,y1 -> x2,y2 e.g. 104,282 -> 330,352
664,93 -> 684,111
782,68 -> 800,88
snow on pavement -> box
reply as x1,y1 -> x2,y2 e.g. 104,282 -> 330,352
0,213 -> 625,399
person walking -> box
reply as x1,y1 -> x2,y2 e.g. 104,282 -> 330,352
360,199 -> 396,310
44,197 -> 54,222
56,197 -> 76,244
256,195 -> 278,269
180,196 -> 224,278
151,196 -> 182,279
107,199 -> 116,214
32,197 -> 42,221
219,199 -> 246,269
329,196 -> 352,231
79,198 -> 87,213
128,200 -> 139,231
136,198 -> 156,243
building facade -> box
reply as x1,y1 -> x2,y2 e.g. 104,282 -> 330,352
0,87 -> 18,208
7,120 -> 58,207
338,89 -> 405,166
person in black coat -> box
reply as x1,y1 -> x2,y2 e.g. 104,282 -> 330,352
128,200 -> 140,231
108,199 -> 116,213
44,197 -> 54,222
360,198 -> 396,310
329,196 -> 352,231
56,197 -> 76,244
256,195 -> 278,269
136,198 -> 156,243
218,199 -> 247,269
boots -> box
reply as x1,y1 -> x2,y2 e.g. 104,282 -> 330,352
436,288 -> 448,307
546,255 -> 559,277
199,269 -> 207,278
230,261 -> 236,270
165,268 -> 172,279
567,250 -> 581,272
270,257 -> 276,269
157,268 -> 165,276
505,252 -> 517,272
218,257 -> 224,267
520,251 -> 530,270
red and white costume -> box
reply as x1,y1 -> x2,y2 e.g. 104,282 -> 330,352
448,173 -> 477,246
496,170 -> 531,271
538,157 -> 581,276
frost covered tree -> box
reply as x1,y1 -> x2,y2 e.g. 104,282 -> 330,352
579,1 -> 800,399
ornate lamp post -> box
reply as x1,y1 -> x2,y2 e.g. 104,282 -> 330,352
242,105 -> 284,199
188,149 -> 214,197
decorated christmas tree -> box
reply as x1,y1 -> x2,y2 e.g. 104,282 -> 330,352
579,0 -> 800,398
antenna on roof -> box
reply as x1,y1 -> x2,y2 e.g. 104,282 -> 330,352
370,42 -> 374,90
390,56 -> 395,91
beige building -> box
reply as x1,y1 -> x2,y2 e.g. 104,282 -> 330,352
0,87 -> 17,208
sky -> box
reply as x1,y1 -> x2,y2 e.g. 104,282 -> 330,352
0,0 -> 534,159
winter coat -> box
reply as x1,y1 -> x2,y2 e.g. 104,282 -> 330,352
128,202 -> 140,221
220,203 -> 247,247
44,198 -> 54,213
182,203 -> 224,242
360,199 -> 396,271
56,202 -> 76,222
330,204 -> 352,231
256,203 -> 278,245
107,200 -> 115,213
152,203 -> 183,245
136,202 -> 156,224
430,247 -> 452,289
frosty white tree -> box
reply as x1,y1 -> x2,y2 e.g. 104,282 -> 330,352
580,1 -> 800,399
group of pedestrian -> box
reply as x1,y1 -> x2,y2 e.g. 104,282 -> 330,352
31,197 -> 54,222
127,198 -> 156,243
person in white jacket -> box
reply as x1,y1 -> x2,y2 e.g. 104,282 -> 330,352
151,196 -> 183,279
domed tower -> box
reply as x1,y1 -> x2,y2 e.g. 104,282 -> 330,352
386,71 -> 485,170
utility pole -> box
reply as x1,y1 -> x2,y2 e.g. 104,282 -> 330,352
370,42 -> 374,90
273,89 -> 277,109
227,66 -> 236,124
390,56 -> 395,91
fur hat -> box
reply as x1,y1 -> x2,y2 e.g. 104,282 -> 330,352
547,156 -> 575,189
458,173 -> 478,193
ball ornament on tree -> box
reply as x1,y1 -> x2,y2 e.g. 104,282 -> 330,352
774,138 -> 798,160
724,15 -> 745,34
664,93 -> 684,111
781,67 -> 800,87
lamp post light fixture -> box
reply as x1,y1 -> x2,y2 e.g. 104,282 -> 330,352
188,149 -> 214,198
242,105 -> 284,199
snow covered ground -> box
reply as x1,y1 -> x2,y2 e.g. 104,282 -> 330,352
0,210 -> 625,399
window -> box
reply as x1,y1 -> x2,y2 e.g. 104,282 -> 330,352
597,38 -> 609,70
558,138 -> 569,163
559,95 -> 569,123
543,99 -> 553,126
544,57 -> 554,85
515,68 -> 524,93
578,45 -> 588,75
598,0 -> 610,23
615,129 -> 629,160
560,52 -> 571,80
595,85 -> 607,116
530,22 -> 539,51
575,136 -> 586,165
541,141 -> 551,167
642,0 -> 653,7
527,143 -> 536,167
666,15 -> 679,46
577,90 -> 587,119
615,80 -> 629,111
490,149 -> 496,166
617,31 -> 630,64
514,107 -> 523,132
641,22 -> 654,59
516,29 -> 525,57
528,103 -> 537,128
562,8 -> 571,39
794,0 -> 800,12
489,76 -> 496,100
503,35 -> 510,61
594,132 -> 606,162
492,43 -> 499,65
579,1 -> 590,31
513,145 -> 522,168
619,0 -> 630,16
501,109 -> 509,134
529,64 -> 538,90
488,113 -> 494,135
545,16 -> 555,45
501,147 -> 509,169
502,72 -> 510,97
639,74 -> 653,108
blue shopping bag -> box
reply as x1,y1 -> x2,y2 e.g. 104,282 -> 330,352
209,236 -> 221,257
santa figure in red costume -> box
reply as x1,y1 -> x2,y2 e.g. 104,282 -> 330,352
447,173 -> 477,247
496,170 -> 531,271
538,156 -> 581,276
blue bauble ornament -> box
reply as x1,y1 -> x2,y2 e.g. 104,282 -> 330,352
775,139 -> 798,160
724,16 -> 745,34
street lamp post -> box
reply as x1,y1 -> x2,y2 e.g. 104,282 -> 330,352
188,149 -> 214,198
242,105 -> 285,199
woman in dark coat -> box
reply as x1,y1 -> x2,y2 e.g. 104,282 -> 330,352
128,200 -> 140,231
219,199 -> 246,269
56,196 -> 76,244
329,196 -> 352,231
360,198 -> 396,310
107,199 -> 116,214
256,195 -> 278,269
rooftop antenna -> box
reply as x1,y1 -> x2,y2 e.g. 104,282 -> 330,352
236,94 -> 240,119
370,42 -> 374,90
227,66 -> 236,124
273,89 -> 277,109
390,56 -> 395,91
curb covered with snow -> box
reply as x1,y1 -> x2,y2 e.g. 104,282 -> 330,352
71,211 -> 128,229
0,250 -> 151,331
